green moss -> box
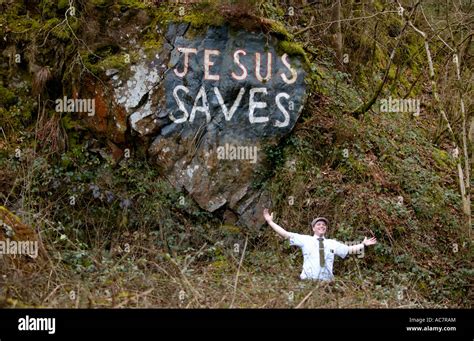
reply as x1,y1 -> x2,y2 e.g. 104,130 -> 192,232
340,155 -> 369,179
278,41 -> 305,57
44,17 -> 62,29
83,51 -> 139,75
143,39 -> 162,50
95,54 -> 129,72
278,41 -> 310,65
164,0 -> 224,28
0,86 -> 16,107
150,5 -> 178,27
261,0 -> 285,20
117,0 -> 149,10
40,0 -> 59,19
57,0 -> 69,10
432,148 -> 454,169
143,39 -> 163,57
374,0 -> 385,11
9,17 -> 41,33
51,24 -> 71,41
44,16 -> 79,41
270,20 -> 293,40
182,11 -> 224,29
388,65 -> 397,80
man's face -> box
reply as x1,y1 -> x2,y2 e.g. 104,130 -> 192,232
312,221 -> 327,236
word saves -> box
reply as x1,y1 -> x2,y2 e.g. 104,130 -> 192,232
169,48 -> 299,128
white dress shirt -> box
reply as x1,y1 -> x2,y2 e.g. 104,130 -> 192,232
288,233 -> 349,281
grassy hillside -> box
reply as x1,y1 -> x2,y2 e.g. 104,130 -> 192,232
0,0 -> 472,308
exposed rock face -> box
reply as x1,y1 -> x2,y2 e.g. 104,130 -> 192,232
109,23 -> 307,227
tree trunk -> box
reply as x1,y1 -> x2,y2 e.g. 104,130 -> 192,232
330,0 -> 343,64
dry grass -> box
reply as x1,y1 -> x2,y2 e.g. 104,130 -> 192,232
32,66 -> 52,96
1,0 -> 471,310
0,221 -> 453,309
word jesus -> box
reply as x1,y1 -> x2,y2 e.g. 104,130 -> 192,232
174,48 -> 298,84
169,48 -> 300,128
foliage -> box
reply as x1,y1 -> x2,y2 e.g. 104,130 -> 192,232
0,0 -> 471,309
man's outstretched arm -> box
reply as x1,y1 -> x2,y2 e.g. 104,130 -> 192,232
348,236 -> 377,254
263,208 -> 291,239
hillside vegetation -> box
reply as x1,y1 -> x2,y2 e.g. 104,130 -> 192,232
0,0 -> 472,308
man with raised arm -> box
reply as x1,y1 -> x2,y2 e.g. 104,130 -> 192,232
263,208 -> 377,281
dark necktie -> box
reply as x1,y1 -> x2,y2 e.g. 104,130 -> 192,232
318,237 -> 325,267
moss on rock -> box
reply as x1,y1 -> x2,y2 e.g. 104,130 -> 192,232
278,40 -> 309,65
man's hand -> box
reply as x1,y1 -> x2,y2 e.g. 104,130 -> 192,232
263,208 -> 290,239
362,236 -> 377,246
348,236 -> 377,254
263,208 -> 274,222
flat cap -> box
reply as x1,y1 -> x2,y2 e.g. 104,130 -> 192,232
311,217 -> 329,227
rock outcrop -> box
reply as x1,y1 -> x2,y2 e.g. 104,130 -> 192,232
97,23 -> 307,227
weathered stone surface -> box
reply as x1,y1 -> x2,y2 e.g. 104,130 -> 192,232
109,24 -> 307,227
79,77 -> 128,144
